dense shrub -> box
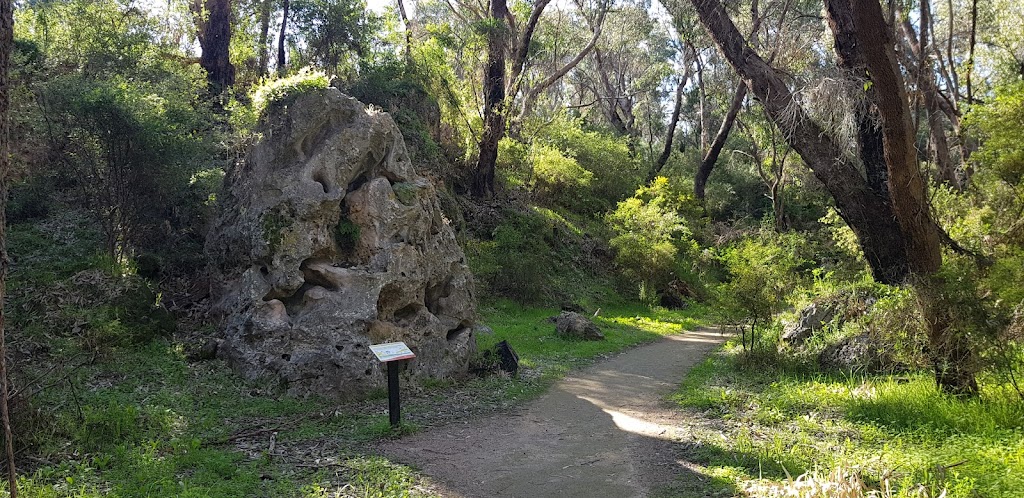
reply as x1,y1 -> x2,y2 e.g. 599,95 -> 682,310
231,67 -> 331,133
717,230 -> 809,350
16,0 -> 218,276
496,137 -> 532,189
531,145 -> 595,207
547,118 -> 642,211
967,82 -> 1024,186
42,75 -> 213,264
493,119 -> 640,216
345,58 -> 445,165
607,177 -> 702,303
465,210 -> 553,303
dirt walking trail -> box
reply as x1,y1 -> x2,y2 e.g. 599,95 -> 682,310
379,328 -> 728,497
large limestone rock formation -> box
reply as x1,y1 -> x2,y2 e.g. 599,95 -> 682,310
206,88 -> 476,397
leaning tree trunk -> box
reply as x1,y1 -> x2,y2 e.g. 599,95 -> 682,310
650,78 -> 687,182
683,0 -> 911,285
824,0 -> 890,200
199,0 -> 235,93
396,0 -> 413,65
676,0 -> 978,394
849,0 -> 976,395
472,0 -> 510,198
694,81 -> 746,201
0,0 -> 17,492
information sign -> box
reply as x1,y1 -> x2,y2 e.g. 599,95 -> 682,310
369,342 -> 415,428
369,342 -> 416,362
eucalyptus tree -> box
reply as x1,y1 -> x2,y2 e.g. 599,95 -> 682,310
691,0 -> 816,202
193,0 -> 235,92
467,0 -> 608,197
289,0 -> 378,76
279,0 -> 290,73
663,0 -> 979,394
561,3 -> 673,141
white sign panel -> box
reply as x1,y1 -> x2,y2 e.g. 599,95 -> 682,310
369,342 -> 416,362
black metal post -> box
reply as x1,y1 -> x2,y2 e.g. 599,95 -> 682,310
387,360 -> 401,427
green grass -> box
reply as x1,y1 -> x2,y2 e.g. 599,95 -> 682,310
9,333 -> 451,497
13,341 -> 338,497
474,299 -> 708,399
670,338 -> 1024,497
9,300 -> 709,497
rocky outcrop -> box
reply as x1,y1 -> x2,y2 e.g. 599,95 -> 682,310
781,302 -> 837,346
206,88 -> 476,398
555,311 -> 605,341
818,333 -> 890,373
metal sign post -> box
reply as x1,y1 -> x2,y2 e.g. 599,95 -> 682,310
369,342 -> 416,428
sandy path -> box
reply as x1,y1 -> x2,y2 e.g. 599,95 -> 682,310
379,328 -> 727,498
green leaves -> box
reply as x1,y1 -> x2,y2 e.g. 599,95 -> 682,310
607,176 -> 701,302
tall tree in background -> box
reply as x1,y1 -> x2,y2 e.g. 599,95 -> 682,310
195,0 -> 236,92
473,0 -> 510,197
561,3 -> 666,149
278,0 -> 290,74
901,0 -> 959,189
650,74 -> 689,181
0,0 -> 17,492
257,0 -> 273,76
693,80 -> 744,200
396,0 -> 413,64
471,0 -> 606,197
670,0 -> 977,394
472,0 -> 550,198
290,0 -> 375,74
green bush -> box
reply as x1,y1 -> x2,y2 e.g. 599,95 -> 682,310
531,145 -> 594,207
541,116 -> 642,210
334,217 -> 361,253
43,75 -> 211,260
345,58 -> 445,165
7,178 -> 53,222
607,177 -> 702,303
967,82 -> 1024,186
717,231 -> 809,350
255,68 -> 331,109
466,211 -> 552,303
497,137 -> 532,189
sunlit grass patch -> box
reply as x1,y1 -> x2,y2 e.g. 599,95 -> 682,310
672,339 -> 1024,498
477,299 -> 707,375
301,456 -> 435,497
846,376 -> 1024,435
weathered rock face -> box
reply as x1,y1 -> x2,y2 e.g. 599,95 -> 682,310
206,88 -> 477,398
555,311 -> 605,341
781,302 -> 837,346
818,333 -> 891,373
